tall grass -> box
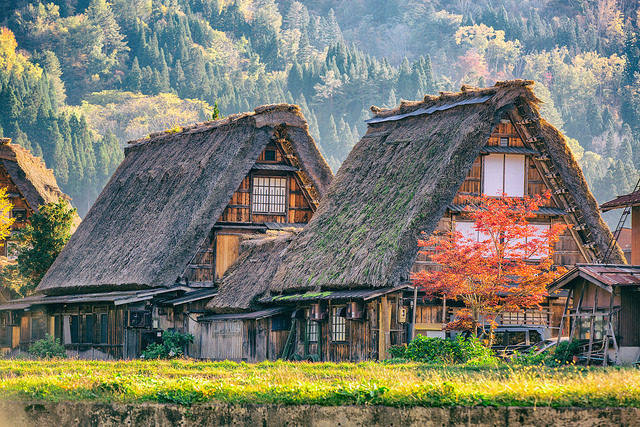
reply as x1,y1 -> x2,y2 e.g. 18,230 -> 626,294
0,359 -> 638,407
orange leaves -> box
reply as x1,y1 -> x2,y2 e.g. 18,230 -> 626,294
412,193 -> 567,328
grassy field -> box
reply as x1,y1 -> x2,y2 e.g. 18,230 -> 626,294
0,359 -> 639,407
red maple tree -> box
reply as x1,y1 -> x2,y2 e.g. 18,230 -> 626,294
412,193 -> 568,341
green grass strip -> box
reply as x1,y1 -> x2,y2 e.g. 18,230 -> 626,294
0,359 -> 639,407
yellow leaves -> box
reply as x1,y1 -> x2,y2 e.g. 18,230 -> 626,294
0,188 -> 14,242
0,27 -> 18,72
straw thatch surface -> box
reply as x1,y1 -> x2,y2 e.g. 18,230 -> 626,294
270,80 -> 623,293
0,142 -> 70,211
37,104 -> 332,295
206,231 -> 296,313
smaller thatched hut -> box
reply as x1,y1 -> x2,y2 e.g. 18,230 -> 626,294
0,138 -> 75,253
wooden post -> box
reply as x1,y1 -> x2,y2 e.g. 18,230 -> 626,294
569,282 -> 587,343
633,207 -> 640,264
378,296 -> 389,360
587,286 -> 598,364
411,286 -> 418,341
557,288 -> 572,343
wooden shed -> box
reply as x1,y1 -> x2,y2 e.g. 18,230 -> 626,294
549,264 -> 640,365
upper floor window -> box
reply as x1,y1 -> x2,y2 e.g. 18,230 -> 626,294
483,154 -> 525,197
264,149 -> 277,161
252,176 -> 286,214
499,137 -> 509,147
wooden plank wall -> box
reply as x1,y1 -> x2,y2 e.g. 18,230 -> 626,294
215,234 -> 240,280
199,320 -> 244,361
288,295 -> 406,362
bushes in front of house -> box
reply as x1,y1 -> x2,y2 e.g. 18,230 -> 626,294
389,335 -> 496,364
142,331 -> 194,360
28,334 -> 67,359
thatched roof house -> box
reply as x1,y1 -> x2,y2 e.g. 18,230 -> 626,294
0,138 -> 71,211
267,80 -> 622,295
37,104 -> 332,296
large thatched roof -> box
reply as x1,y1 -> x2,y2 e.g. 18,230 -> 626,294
268,80 -> 623,294
206,231 -> 296,313
37,104 -> 332,295
0,139 -> 70,211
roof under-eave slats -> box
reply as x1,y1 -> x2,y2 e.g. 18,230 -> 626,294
480,146 -> 540,155
251,164 -> 300,172
161,288 -> 218,306
448,204 -> 566,216
365,95 -> 494,124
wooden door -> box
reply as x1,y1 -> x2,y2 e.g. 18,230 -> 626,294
215,234 -> 240,279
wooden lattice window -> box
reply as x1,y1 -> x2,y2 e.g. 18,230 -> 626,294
306,318 -> 318,343
331,306 -> 346,342
252,177 -> 286,214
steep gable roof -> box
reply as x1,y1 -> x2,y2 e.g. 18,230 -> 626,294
37,104 -> 332,295
0,138 -> 70,211
268,81 -> 623,294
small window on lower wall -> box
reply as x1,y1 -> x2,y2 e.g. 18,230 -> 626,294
271,316 -> 291,331
331,306 -> 346,342
11,209 -> 26,222
306,317 -> 318,343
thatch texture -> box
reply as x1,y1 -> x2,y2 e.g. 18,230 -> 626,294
0,142 -> 70,211
206,231 -> 296,313
37,104 -> 331,295
270,80 -> 622,293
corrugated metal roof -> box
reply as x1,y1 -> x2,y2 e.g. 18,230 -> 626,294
260,286 -> 407,303
252,164 -> 300,172
365,94 -> 494,124
480,146 -> 540,155
600,191 -> 640,211
199,307 -> 288,322
550,264 -> 640,293
161,288 -> 218,306
448,204 -> 566,216
0,287 -> 193,311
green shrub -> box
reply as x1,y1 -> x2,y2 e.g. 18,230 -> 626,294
142,330 -> 194,360
549,340 -> 582,365
28,334 -> 66,359
395,335 -> 496,364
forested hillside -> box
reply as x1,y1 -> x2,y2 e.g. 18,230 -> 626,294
0,0 -> 639,220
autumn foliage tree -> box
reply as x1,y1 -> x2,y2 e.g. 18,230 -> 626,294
412,193 -> 567,342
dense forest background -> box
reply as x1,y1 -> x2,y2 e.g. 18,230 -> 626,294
0,0 -> 639,224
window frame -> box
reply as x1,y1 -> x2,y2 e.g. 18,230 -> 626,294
330,306 -> 346,343
251,175 -> 288,215
306,317 -> 318,343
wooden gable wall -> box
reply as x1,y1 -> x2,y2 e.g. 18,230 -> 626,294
413,116 -> 589,275
217,141 -> 315,224
188,140 -> 319,284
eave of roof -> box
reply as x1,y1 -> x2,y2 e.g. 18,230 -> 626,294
365,94 -> 494,124
600,191 -> 640,212
0,286 -> 192,311
261,286 -> 408,303
548,264 -> 640,293
199,307 -> 288,321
